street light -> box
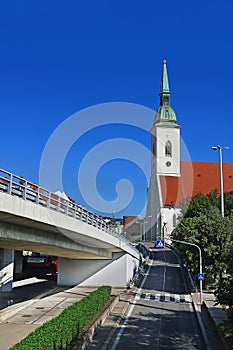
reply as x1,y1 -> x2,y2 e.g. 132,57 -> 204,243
211,145 -> 229,217
172,239 -> 203,306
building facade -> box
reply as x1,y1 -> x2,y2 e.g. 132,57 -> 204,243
146,60 -> 233,242
146,60 -> 181,241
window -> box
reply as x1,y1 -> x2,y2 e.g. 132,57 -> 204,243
165,140 -> 172,157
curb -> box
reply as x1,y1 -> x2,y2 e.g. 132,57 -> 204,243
70,295 -> 121,350
170,246 -> 210,350
192,296 -> 230,350
191,295 -> 212,350
203,301 -> 230,350
99,300 -> 130,350
168,245 -> 230,349
171,247 -> 210,349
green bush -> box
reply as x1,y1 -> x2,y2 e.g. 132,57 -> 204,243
10,286 -> 111,350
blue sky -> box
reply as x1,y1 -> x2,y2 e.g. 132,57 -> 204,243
0,1 -> 233,217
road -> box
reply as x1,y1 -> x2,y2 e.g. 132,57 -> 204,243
111,248 -> 206,350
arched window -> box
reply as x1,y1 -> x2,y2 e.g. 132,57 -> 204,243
165,140 -> 172,157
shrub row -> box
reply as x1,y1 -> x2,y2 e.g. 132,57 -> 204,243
10,285 -> 112,350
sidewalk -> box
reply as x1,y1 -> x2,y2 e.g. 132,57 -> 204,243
203,292 -> 228,326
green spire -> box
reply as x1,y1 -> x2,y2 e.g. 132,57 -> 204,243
153,59 -> 179,127
160,59 -> 170,106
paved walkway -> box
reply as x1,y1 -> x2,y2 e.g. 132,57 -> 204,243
203,292 -> 228,326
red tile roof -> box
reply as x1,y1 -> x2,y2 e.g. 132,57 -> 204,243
160,161 -> 233,206
123,216 -> 138,229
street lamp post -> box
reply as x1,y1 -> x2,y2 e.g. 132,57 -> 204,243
211,145 -> 229,217
171,239 -> 203,306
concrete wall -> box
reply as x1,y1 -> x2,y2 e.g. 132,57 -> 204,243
58,252 -> 140,287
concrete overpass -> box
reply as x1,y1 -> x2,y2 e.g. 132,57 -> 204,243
0,169 -> 146,292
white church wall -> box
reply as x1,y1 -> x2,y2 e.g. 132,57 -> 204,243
155,127 -> 180,176
146,175 -> 162,241
161,207 -> 181,241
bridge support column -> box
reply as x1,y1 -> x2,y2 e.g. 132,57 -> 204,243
0,248 -> 14,292
58,252 -> 140,287
14,250 -> 24,274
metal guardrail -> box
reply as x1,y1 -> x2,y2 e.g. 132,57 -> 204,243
0,168 -> 137,252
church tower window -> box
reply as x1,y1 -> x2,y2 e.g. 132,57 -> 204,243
165,140 -> 172,157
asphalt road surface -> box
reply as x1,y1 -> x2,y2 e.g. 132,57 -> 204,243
111,248 -> 206,350
0,272 -> 58,310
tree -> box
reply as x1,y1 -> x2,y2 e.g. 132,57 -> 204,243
172,216 -> 199,273
224,192 -> 233,218
195,207 -> 232,287
182,190 -> 219,219
215,242 -> 233,312
173,192 -> 233,291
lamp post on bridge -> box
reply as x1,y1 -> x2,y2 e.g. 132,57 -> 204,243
211,145 -> 229,217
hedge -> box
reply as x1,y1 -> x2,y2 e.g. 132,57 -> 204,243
10,286 -> 112,350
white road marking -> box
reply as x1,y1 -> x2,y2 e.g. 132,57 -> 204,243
110,261 -> 153,350
185,294 -> 192,303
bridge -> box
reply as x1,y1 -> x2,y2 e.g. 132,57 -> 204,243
0,169 -> 145,292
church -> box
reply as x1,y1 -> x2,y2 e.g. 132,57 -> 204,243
144,60 -> 233,242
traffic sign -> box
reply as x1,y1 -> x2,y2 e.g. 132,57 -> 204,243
198,273 -> 204,280
156,240 -> 165,248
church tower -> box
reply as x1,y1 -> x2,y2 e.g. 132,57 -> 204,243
146,60 -> 181,241
151,60 -> 181,176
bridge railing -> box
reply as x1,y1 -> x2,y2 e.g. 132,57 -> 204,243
0,169 -> 136,250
